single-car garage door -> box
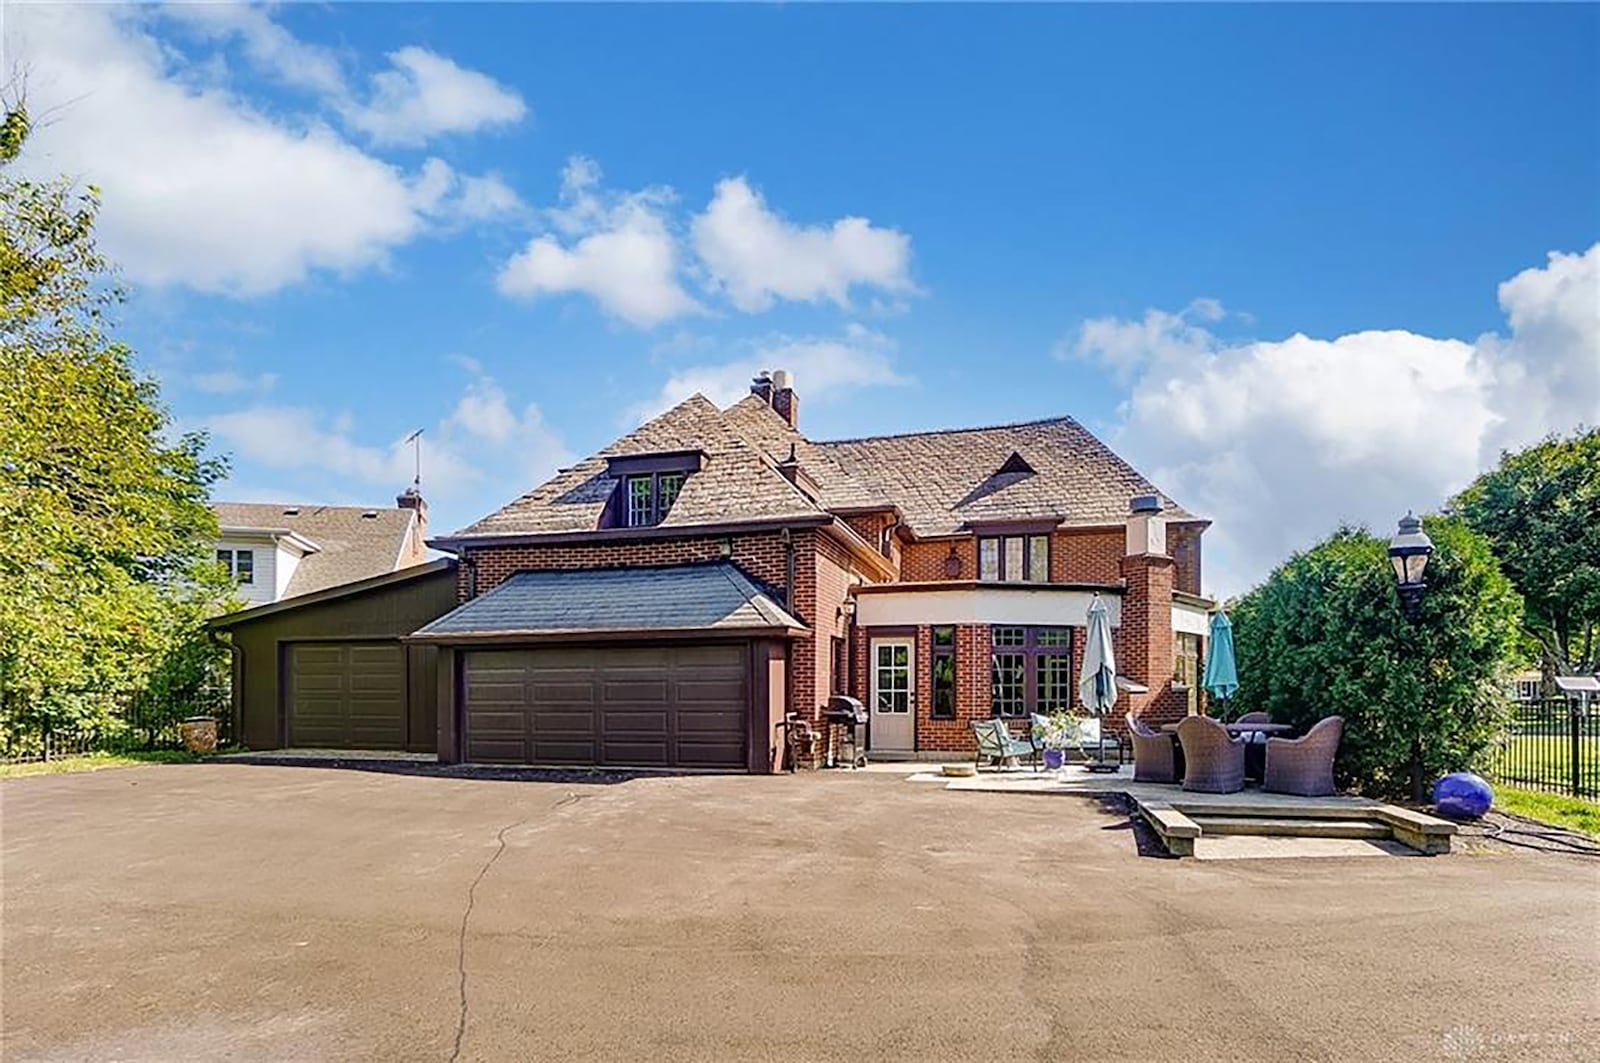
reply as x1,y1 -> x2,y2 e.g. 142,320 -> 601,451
463,644 -> 748,768
287,642 -> 407,749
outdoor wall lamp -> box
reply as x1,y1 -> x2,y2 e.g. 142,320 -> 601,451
1388,511 -> 1434,619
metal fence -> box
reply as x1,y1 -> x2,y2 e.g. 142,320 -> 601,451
1492,697 -> 1599,801
0,684 -> 233,765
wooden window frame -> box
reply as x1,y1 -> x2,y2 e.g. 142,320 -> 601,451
624,471 -> 688,528
977,534 -> 1051,583
990,625 -> 1073,717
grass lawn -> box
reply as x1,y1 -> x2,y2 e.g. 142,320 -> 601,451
1493,787 -> 1600,838
0,750 -> 199,779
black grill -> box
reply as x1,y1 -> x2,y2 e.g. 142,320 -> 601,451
823,695 -> 868,769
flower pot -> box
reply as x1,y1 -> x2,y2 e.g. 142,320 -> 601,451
179,716 -> 218,754
1042,748 -> 1066,771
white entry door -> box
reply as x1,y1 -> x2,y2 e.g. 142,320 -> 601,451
870,638 -> 915,753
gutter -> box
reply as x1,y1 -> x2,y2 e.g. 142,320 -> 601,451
429,514 -> 833,552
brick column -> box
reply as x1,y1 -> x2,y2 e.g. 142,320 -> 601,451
1120,541 -> 1188,725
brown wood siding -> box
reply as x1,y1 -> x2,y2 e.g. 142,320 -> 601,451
287,642 -> 406,749
463,644 -> 748,769
224,565 -> 457,752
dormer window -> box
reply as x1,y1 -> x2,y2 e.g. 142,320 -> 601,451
625,472 -> 686,527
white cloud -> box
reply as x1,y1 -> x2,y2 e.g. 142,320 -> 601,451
496,157 -> 700,328
691,176 -> 917,312
625,324 -> 911,424
192,370 -> 278,395
1062,298 -> 1226,383
343,46 -> 526,148
5,5 -> 522,295
161,2 -> 347,97
1060,244 -> 1600,597
204,366 -> 571,508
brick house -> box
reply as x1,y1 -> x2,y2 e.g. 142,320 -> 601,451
416,370 -> 1214,772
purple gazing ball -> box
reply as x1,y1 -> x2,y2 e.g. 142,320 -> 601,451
1433,772 -> 1493,820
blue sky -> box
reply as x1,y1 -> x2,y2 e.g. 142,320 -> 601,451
9,2 -> 1597,593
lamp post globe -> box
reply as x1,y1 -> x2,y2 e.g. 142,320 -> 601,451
1388,512 -> 1434,618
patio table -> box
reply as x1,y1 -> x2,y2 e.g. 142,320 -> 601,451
1160,722 -> 1294,781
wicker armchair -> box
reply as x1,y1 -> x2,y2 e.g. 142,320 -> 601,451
1264,716 -> 1344,797
1176,716 -> 1246,793
1126,713 -> 1176,783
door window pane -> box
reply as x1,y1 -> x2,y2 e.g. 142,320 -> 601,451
1039,655 -> 1071,713
991,653 -> 1025,717
993,626 -> 1025,647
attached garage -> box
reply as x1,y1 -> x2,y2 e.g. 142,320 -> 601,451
210,559 -> 458,752
463,644 -> 749,768
411,562 -> 802,773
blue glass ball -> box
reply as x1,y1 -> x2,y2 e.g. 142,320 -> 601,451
1433,772 -> 1493,820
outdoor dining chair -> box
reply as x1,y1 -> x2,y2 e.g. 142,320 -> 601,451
1126,713 -> 1176,783
972,719 -> 1037,770
1176,715 -> 1246,793
1263,716 -> 1344,797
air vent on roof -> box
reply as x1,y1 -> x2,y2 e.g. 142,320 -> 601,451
283,507 -> 300,516
361,510 -> 379,519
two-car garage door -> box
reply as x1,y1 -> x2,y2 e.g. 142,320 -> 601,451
463,644 -> 748,769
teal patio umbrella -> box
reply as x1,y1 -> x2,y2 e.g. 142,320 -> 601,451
1203,608 -> 1240,713
1078,594 -> 1118,715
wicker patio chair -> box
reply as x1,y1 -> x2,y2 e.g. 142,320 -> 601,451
1263,716 -> 1344,797
1126,713 -> 1176,783
1176,716 -> 1246,793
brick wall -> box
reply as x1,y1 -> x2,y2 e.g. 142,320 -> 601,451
901,528 -> 1125,586
1169,522 -> 1204,596
459,532 -> 796,600
1118,553 -> 1188,727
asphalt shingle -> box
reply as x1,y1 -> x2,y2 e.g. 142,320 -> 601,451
411,562 -> 805,638
212,502 -> 419,598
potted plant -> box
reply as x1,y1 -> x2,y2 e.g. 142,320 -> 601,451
1034,708 -> 1080,771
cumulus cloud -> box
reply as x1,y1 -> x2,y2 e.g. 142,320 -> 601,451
204,365 -> 571,504
343,46 -> 527,147
625,324 -> 911,424
192,370 -> 278,395
1059,244 -> 1600,597
496,157 -> 701,328
691,176 -> 917,312
5,5 -> 522,295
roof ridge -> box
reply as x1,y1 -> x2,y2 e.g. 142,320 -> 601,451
815,414 -> 1081,446
214,501 -> 406,513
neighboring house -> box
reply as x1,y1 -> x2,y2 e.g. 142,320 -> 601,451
211,491 -> 430,606
214,371 -> 1212,772
1510,670 -> 1544,703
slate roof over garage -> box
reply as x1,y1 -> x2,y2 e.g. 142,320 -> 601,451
213,502 -> 422,597
410,562 -> 806,640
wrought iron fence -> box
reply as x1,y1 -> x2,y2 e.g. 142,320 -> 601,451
1492,697 -> 1599,801
0,682 -> 233,765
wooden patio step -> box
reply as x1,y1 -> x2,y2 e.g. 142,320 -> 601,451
1187,815 -> 1392,840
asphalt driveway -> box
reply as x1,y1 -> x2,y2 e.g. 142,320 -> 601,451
2,764 -> 1595,1062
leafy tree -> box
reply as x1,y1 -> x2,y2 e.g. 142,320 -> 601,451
0,102 -> 234,752
1230,517 -> 1521,801
1453,428 -> 1600,678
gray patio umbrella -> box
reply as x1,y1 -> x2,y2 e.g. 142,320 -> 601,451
1078,593 -> 1118,715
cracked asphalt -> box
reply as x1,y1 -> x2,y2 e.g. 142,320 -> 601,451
2,763 -> 1596,1061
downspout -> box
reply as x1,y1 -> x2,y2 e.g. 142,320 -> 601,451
782,527 -> 796,616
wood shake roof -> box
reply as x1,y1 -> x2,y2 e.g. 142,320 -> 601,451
447,393 -> 1196,541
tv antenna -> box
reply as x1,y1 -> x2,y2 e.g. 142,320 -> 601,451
404,428 -> 424,488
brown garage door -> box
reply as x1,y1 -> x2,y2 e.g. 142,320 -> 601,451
287,642 -> 407,749
463,644 -> 748,769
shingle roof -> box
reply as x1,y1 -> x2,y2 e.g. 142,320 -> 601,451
212,502 -> 418,598
445,392 -> 1196,542
449,394 -> 826,538
411,562 -> 805,639
815,418 -> 1195,535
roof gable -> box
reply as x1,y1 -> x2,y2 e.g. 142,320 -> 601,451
211,502 -> 419,597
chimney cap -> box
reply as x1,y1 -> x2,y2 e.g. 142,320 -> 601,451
771,368 -> 793,390
1130,494 -> 1163,514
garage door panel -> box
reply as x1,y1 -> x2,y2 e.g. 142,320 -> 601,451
287,642 -> 407,751
465,644 -> 749,769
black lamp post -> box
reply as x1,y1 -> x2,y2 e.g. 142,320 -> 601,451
1387,512 -> 1434,619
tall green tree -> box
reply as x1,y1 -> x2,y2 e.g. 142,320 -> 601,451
1453,428 -> 1600,678
1231,517 -> 1521,801
0,103 -> 233,751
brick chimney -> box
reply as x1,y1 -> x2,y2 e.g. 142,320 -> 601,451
396,487 -> 428,566
750,369 -> 799,427
1119,494 -> 1179,725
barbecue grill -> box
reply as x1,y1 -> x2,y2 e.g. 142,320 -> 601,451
823,695 -> 868,769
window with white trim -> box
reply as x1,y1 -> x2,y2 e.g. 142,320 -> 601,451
216,548 -> 254,585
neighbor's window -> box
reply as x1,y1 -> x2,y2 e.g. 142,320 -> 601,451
977,535 -> 1050,582
991,626 -> 1072,716
216,548 -> 254,585
624,472 -> 688,528
931,626 -> 956,719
